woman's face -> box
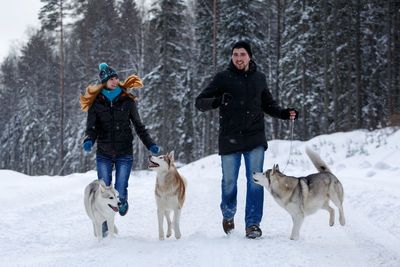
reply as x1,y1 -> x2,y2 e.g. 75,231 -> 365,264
106,76 -> 119,89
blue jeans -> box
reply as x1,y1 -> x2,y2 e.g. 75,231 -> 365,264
96,154 -> 133,201
220,146 -> 264,228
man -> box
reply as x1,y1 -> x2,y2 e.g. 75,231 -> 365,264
195,41 -> 298,239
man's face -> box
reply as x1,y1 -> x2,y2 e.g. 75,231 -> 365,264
231,48 -> 250,71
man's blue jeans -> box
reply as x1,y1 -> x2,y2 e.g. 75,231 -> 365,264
220,146 -> 264,228
96,153 -> 133,201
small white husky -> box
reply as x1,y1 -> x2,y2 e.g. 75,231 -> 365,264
149,151 -> 187,240
84,179 -> 119,241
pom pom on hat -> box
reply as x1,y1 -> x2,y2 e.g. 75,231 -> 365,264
99,62 -> 109,71
98,62 -> 118,83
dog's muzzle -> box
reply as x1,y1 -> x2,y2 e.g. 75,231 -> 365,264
108,204 -> 119,212
148,156 -> 160,168
252,172 -> 259,182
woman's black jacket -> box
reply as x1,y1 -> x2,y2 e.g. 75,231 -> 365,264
84,92 -> 154,156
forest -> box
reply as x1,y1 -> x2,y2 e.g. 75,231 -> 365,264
0,0 -> 399,175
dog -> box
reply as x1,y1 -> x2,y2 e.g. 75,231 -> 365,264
148,151 -> 187,240
84,179 -> 119,241
253,147 -> 345,240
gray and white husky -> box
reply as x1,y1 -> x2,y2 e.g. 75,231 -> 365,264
149,151 -> 187,240
253,147 -> 345,240
84,179 -> 119,241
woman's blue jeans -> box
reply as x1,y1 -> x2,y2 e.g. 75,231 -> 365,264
96,153 -> 133,201
220,146 -> 264,228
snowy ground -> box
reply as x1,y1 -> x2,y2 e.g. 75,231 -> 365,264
1,128 -> 400,267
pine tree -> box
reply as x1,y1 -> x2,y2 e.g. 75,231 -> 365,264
280,0 -> 328,139
193,0 -> 219,158
141,0 -> 190,163
0,54 -> 21,171
117,0 -> 143,75
39,0 -> 71,174
359,1 -> 389,129
17,30 -> 59,175
218,0 -> 268,68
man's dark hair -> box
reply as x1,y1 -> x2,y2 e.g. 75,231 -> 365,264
231,41 -> 252,58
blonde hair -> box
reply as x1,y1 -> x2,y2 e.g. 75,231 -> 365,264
80,74 -> 143,112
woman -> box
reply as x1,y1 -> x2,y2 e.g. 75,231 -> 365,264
80,63 -> 159,235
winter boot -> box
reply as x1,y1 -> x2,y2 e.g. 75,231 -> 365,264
118,199 -> 129,216
245,225 -> 262,239
222,218 -> 235,234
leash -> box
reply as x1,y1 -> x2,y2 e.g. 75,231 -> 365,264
281,119 -> 295,173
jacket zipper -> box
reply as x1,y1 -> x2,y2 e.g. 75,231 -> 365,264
243,73 -> 249,134
110,100 -> 115,155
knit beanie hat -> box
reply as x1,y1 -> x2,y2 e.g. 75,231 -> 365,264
99,63 -> 118,83
231,41 -> 253,58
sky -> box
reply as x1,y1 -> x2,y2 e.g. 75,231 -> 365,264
0,0 -> 42,61
1,127 -> 399,266
0,0 -> 156,62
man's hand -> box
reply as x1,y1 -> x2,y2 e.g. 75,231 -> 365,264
283,108 -> 298,120
221,93 -> 233,106
289,109 -> 297,120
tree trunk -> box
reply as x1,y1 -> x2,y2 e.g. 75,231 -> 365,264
273,0 -> 282,139
332,0 -> 339,131
322,0 -> 329,133
59,0 -> 65,175
355,0 -> 362,129
392,1 -> 400,114
387,0 -> 393,115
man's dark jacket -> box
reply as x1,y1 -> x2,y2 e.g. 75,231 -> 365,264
195,60 -> 290,155
84,92 -> 154,156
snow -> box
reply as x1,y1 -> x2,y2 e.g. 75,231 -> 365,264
1,128 -> 400,267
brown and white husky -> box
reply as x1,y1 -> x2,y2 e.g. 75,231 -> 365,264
253,147 -> 345,240
148,151 -> 187,240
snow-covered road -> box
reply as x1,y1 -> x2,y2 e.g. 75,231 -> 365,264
1,129 -> 399,267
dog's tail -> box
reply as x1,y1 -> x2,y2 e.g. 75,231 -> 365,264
305,147 -> 332,173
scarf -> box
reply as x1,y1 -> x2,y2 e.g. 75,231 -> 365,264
101,86 -> 122,102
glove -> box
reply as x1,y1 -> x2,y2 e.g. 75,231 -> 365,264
211,93 -> 233,108
149,144 -> 160,155
283,108 -> 299,120
83,140 -> 93,152
221,93 -> 233,107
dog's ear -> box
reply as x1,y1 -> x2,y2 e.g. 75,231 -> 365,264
272,164 -> 280,174
169,150 -> 175,162
99,182 -> 106,193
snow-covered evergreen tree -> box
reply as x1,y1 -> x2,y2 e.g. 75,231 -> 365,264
17,31 -> 59,175
359,2 -> 389,129
141,0 -> 190,163
218,0 -> 268,69
117,0 -> 143,75
193,0 -> 219,158
280,0 -> 325,139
